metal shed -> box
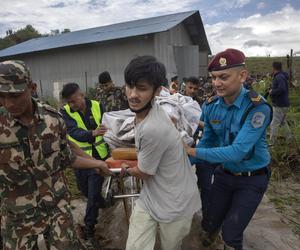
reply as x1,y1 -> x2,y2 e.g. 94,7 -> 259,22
0,10 -> 211,97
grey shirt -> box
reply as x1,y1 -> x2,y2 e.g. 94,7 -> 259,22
135,102 -> 201,222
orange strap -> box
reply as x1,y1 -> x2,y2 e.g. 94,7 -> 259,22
105,157 -> 137,169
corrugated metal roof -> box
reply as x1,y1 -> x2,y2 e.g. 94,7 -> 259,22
0,10 -> 209,57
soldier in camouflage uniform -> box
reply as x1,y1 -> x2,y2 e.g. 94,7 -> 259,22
95,71 -> 129,112
0,60 -> 112,250
201,76 -> 216,100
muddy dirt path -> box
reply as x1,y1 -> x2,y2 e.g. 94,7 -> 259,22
59,195 -> 299,250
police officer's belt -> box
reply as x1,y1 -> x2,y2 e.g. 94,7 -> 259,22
223,167 -> 268,177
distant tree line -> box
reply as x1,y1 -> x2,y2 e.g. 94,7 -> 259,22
0,25 -> 71,50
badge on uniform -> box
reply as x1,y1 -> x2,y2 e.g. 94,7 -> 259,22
251,112 -> 265,128
210,120 -> 221,125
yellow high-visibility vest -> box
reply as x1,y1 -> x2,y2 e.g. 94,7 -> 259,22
64,100 -> 108,159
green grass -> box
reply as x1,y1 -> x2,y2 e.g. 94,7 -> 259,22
246,56 -> 300,79
269,87 -> 300,177
266,86 -> 300,236
268,178 -> 300,235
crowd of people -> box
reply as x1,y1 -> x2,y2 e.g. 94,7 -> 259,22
0,48 -> 291,250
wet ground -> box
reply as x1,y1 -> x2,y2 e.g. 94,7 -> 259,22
37,192 -> 300,250
66,195 -> 300,250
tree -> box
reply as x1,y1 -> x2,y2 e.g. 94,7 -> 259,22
14,25 -> 41,43
0,25 -> 42,50
0,37 -> 15,50
61,28 -> 71,34
50,28 -> 71,35
50,29 -> 60,36
0,25 -> 72,50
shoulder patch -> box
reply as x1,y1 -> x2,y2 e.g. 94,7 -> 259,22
251,112 -> 266,128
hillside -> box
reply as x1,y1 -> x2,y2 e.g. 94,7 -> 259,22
246,56 -> 300,80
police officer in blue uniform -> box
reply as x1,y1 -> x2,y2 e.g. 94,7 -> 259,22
185,48 -> 272,250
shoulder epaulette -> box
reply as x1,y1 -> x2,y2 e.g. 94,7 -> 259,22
205,95 -> 218,105
246,90 -> 266,106
43,104 -> 60,116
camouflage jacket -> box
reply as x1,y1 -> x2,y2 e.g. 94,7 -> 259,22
0,99 -> 75,237
195,84 -> 216,106
96,84 -> 129,112
193,95 -> 205,107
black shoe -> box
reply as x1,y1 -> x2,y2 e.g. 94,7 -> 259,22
84,225 -> 96,240
86,236 -> 102,250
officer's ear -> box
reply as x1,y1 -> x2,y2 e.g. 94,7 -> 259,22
240,70 -> 248,83
237,67 -> 248,83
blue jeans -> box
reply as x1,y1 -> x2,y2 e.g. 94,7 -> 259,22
75,169 -> 105,226
202,166 -> 269,250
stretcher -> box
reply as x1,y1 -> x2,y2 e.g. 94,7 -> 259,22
104,157 -> 141,226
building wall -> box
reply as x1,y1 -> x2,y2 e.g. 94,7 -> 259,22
154,23 -> 209,81
154,23 -> 194,81
7,23 -> 209,97
12,35 -> 154,96
199,50 -> 209,77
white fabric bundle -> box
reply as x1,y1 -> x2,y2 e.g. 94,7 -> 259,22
102,92 -> 202,149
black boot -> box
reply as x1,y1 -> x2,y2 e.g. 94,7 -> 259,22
84,225 -> 101,250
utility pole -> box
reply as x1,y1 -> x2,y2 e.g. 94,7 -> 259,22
39,80 -> 43,97
85,71 -> 88,93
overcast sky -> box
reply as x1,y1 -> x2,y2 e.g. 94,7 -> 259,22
1,0 -> 299,56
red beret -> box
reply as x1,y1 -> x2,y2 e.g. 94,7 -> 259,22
208,48 -> 246,72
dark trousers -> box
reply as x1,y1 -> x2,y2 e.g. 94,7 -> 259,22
202,166 -> 269,250
75,169 -> 105,227
196,162 -> 218,219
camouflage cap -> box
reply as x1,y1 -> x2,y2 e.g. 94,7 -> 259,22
0,60 -> 31,93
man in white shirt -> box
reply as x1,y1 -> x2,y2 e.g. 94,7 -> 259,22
122,55 -> 201,250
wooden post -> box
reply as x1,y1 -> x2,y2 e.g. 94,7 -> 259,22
85,71 -> 88,93
290,49 -> 293,86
